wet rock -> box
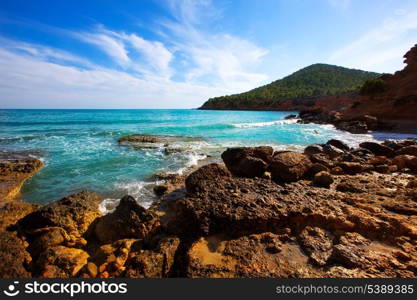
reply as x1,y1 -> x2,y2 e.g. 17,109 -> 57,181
269,152 -> 312,182
94,195 -> 159,244
326,139 -> 350,151
359,142 -> 395,158
221,147 -> 273,178
153,184 -> 169,196
17,191 -> 102,237
313,171 -> 333,188
0,156 -> 43,202
118,135 -> 166,144
304,145 -> 323,156
185,163 -> 231,195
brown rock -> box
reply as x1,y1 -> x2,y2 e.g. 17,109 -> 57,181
298,227 -> 333,266
185,163 -> 231,195
326,139 -> 350,151
94,195 -> 159,243
269,152 -> 312,182
397,145 -> 417,157
0,156 -> 43,202
393,155 -> 417,171
34,245 -> 89,277
304,145 -> 323,156
359,142 -> 395,158
313,171 -> 334,188
338,162 -> 365,175
118,135 -> 165,144
221,147 -> 273,178
0,231 -> 32,277
17,191 -> 102,237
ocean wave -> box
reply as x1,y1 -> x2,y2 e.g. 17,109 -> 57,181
232,119 -> 299,128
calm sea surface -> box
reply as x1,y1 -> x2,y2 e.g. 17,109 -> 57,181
1,109 -> 413,210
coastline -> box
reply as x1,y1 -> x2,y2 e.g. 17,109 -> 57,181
1,131 -> 416,278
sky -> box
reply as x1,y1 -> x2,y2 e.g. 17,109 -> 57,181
0,0 -> 416,109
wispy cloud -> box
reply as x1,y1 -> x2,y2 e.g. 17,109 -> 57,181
159,0 -> 268,90
328,9 -> 417,72
0,0 -> 271,108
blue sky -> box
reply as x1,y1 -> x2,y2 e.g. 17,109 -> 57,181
0,0 -> 416,108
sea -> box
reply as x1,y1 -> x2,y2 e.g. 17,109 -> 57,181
1,109 -> 415,211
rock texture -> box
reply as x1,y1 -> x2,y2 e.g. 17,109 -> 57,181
1,138 -> 417,278
0,153 -> 43,202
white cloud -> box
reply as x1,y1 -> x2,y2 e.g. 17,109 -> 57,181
0,0 -> 270,108
160,0 -> 268,91
0,45 -> 227,108
75,31 -> 130,67
328,10 -> 417,73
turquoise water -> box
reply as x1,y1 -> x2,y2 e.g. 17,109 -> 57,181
0,109 -> 386,208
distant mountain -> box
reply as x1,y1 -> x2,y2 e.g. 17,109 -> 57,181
199,63 -> 380,110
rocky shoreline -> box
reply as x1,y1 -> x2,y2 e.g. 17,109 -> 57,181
0,151 -> 44,203
1,136 -> 416,278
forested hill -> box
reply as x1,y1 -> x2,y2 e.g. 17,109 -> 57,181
199,63 -> 380,110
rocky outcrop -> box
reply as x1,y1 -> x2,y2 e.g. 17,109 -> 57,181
1,137 -> 417,278
0,153 -> 43,202
17,190 -> 102,237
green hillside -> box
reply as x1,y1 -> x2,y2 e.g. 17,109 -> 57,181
200,63 -> 380,109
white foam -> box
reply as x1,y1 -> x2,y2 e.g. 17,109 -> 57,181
232,119 -> 299,128
99,180 -> 161,214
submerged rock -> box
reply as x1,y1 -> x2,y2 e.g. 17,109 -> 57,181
118,135 -> 166,144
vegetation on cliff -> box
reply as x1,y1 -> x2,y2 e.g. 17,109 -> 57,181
200,64 -> 380,109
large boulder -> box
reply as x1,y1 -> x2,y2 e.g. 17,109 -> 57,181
94,195 -> 159,244
269,152 -> 312,182
185,163 -> 231,195
359,142 -> 395,157
221,147 -> 273,178
17,191 -> 102,237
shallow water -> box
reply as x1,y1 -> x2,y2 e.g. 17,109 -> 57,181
1,109 -> 413,208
